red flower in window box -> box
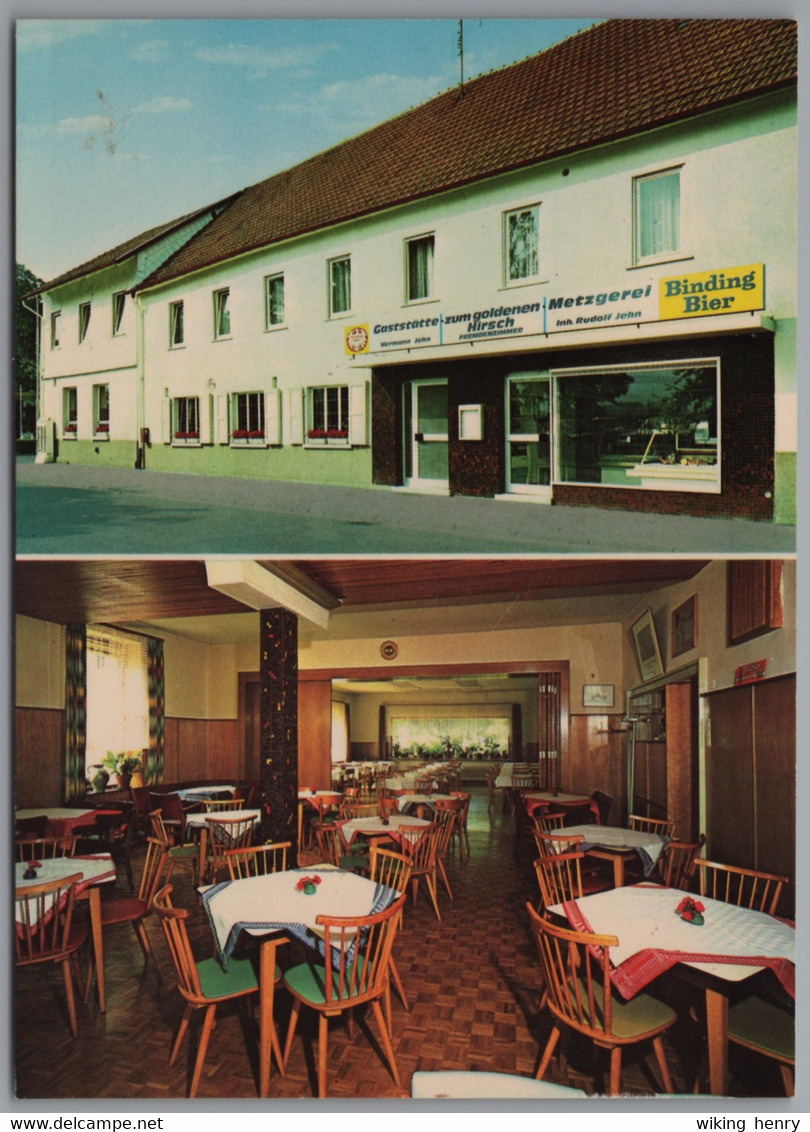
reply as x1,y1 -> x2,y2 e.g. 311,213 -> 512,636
326,429 -> 348,439
232,429 -> 248,439
64,423 -> 77,433
307,429 -> 328,439
95,423 -> 109,432
248,430 -> 264,439
174,431 -> 199,439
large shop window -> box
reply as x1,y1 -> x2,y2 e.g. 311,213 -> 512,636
173,395 -> 200,445
85,627 -> 149,784
307,385 -> 350,443
634,168 -> 681,263
504,204 -> 540,284
554,361 -> 719,493
405,234 -> 434,302
231,391 -> 266,445
388,707 -> 511,759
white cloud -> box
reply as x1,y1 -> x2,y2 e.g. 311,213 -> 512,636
130,39 -> 170,63
194,41 -> 336,76
16,20 -> 108,52
54,115 -> 116,135
134,96 -> 192,114
275,69 -> 452,131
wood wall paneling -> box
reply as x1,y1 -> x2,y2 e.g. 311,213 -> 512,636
751,675 -> 795,883
15,706 -> 65,807
706,685 -> 756,866
566,714 -> 624,826
298,679 -> 333,789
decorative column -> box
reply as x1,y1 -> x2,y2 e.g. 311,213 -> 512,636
259,607 -> 299,860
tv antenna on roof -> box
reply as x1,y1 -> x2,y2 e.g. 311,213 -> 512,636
458,19 -> 465,98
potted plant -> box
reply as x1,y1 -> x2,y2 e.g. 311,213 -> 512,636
89,765 -> 110,794
102,751 -> 143,790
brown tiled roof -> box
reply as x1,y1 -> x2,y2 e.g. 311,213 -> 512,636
28,198 -> 239,296
56,19 -> 801,295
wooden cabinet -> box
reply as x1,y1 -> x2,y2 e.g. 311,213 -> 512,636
629,680 -> 697,841
704,674 -> 795,901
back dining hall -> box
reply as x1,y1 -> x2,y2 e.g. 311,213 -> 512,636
13,557 -> 796,1101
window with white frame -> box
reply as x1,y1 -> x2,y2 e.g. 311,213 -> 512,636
169,300 -> 184,347
63,386 -> 77,437
554,360 -> 719,493
172,396 -> 200,444
265,273 -> 285,329
78,302 -> 91,343
213,288 -> 231,338
405,234 -> 435,302
307,385 -> 350,441
112,292 -> 126,335
93,384 -> 109,437
633,168 -> 681,262
50,310 -> 61,349
504,204 -> 540,284
84,626 -> 149,784
231,391 -> 265,444
328,256 -> 351,316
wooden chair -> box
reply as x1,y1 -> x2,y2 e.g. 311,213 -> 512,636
660,834 -> 706,889
414,775 -> 434,794
149,792 -> 187,842
399,823 -> 442,921
628,814 -> 676,838
15,872 -> 87,1037
534,811 -> 566,835
224,841 -> 291,879
338,800 -> 379,820
485,766 -> 499,813
204,816 -> 256,883
315,824 -> 369,874
16,835 -> 77,861
130,786 -> 152,838
149,809 -> 200,880
379,796 -> 400,818
202,796 -> 244,812
533,851 -> 588,910
591,789 -> 613,825
281,893 -> 407,1097
433,798 -> 464,899
304,791 -> 342,848
369,846 -> 412,1015
727,996 -> 794,1096
74,805 -> 137,893
693,859 -> 788,916
153,884 -> 282,1098
85,836 -> 169,993
449,790 -> 471,858
526,901 -> 676,1096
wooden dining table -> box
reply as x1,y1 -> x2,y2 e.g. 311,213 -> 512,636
336,813 -> 431,850
200,866 -> 398,1097
523,791 -> 601,822
185,808 -> 261,880
550,883 -> 795,1095
15,807 -> 122,838
14,853 -> 116,1011
546,823 -> 667,885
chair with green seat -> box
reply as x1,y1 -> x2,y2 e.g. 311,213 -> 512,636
149,808 -> 199,881
525,901 -> 676,1096
153,883 -> 284,1098
315,823 -> 369,873
727,995 -> 794,1096
281,893 -> 407,1097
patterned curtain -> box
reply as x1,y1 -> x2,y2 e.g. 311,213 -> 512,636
146,636 -> 165,784
64,624 -> 87,801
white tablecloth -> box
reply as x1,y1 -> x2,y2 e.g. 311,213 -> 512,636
548,823 -> 666,875
337,814 -> 431,849
185,808 -> 261,829
15,854 -> 115,923
201,867 -> 396,964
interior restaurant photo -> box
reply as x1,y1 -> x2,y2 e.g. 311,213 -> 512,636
12,556 -> 796,1103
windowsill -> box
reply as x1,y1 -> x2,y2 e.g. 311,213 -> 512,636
231,439 -> 268,448
169,343 -> 186,350
172,439 -> 202,447
328,312 -> 354,321
628,254 -> 694,271
264,324 -> 287,333
62,433 -> 77,440
213,335 -> 233,343
500,278 -> 549,291
305,438 -> 350,449
403,297 -> 439,308
93,433 -> 110,441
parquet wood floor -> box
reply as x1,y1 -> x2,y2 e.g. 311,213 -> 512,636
13,789 -> 784,1100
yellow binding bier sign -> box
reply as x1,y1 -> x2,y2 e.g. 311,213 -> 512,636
659,264 -> 765,320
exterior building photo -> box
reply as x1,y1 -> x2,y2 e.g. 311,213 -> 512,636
27,18 -> 797,524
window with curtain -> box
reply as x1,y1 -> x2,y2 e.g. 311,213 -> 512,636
504,204 -> 540,283
265,273 -> 285,328
84,627 -> 149,780
213,288 -> 231,338
388,707 -> 511,758
328,256 -> 351,315
406,234 -> 434,301
634,169 -> 680,261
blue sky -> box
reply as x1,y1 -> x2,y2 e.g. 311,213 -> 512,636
15,17 -> 602,282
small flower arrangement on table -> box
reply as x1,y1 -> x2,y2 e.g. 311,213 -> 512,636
676,896 -> 705,925
296,874 -> 322,895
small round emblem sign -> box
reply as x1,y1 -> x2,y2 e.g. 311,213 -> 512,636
380,640 -> 398,660
345,324 -> 369,354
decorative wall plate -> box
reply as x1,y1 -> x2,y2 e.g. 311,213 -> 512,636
380,640 -> 399,660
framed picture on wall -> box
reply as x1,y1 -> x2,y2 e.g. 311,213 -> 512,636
631,608 -> 665,682
583,684 -> 615,708
671,594 -> 698,657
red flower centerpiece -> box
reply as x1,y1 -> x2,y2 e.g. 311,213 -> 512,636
676,896 -> 705,925
296,874 -> 322,895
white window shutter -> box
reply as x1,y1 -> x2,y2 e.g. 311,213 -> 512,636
216,395 -> 229,444
160,398 -> 171,444
289,387 -> 304,445
266,389 -> 281,445
204,394 -> 214,444
349,382 -> 368,446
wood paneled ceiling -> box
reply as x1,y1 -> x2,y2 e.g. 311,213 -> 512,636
15,558 -> 709,627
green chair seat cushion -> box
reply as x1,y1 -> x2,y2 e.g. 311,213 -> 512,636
338,853 -> 369,871
728,996 -> 794,1060
562,977 -> 675,1040
196,954 -> 268,999
169,844 -> 199,858
283,959 -> 367,1006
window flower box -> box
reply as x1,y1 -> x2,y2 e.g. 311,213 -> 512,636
173,430 -> 200,447
306,428 -> 349,448
94,423 -> 110,440
63,423 -> 77,439
232,429 -> 266,447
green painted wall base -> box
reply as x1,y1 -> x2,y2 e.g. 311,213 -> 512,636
144,443 -> 373,488
774,451 -> 796,526
55,440 -> 139,468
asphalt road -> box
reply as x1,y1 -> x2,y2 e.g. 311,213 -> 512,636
15,460 -> 797,556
